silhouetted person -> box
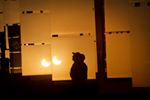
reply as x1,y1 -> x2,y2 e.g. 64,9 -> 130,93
70,52 -> 88,94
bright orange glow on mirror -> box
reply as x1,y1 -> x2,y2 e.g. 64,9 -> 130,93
41,58 -> 51,67
52,56 -> 62,65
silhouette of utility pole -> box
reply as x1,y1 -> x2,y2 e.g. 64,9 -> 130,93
94,0 -> 107,81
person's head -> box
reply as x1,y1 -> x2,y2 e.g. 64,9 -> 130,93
72,52 -> 85,62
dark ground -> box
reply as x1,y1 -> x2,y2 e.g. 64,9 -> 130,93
0,74 -> 150,99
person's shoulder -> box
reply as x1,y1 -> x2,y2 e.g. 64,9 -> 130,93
83,63 -> 87,68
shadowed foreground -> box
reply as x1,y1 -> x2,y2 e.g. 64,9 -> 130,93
0,74 -> 150,99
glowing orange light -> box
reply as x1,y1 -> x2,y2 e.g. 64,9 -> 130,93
41,58 -> 51,67
52,56 -> 62,65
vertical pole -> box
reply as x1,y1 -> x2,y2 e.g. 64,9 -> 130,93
94,0 -> 107,80
1,29 -> 6,58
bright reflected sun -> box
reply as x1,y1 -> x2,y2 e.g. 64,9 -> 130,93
41,58 -> 51,67
52,56 -> 62,65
